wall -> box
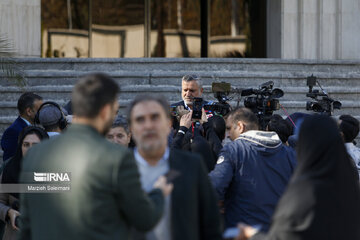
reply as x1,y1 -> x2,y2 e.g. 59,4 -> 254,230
268,0 -> 360,59
0,0 -> 41,57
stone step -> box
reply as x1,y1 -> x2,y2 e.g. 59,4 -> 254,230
0,98 -> 359,123
0,85 -> 357,114
2,58 -> 360,160
3,69 -> 360,87
8,58 -> 360,73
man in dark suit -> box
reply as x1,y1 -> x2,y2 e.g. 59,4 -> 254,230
128,94 -> 222,240
1,92 -> 43,161
171,74 -> 208,110
19,73 -> 172,240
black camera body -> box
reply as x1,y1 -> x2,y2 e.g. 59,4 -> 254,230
242,81 -> 284,130
203,82 -> 232,116
192,97 -> 203,120
305,75 -> 341,116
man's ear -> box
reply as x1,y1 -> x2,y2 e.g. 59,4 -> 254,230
237,121 -> 246,134
25,107 -> 33,117
99,103 -> 111,120
340,131 -> 345,142
200,87 -> 204,95
167,118 -> 172,128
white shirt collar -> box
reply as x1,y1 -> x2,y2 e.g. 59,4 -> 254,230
183,101 -> 191,110
20,117 -> 31,126
134,147 -> 170,167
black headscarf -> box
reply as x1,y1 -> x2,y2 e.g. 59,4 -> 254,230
2,126 -> 48,198
265,115 -> 360,240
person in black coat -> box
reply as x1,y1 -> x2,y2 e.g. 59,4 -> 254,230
171,109 -> 223,172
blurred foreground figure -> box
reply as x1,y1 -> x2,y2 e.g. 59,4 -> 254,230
238,115 -> 360,240
19,73 -> 172,240
129,95 -> 221,240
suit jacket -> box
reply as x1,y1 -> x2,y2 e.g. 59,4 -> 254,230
1,117 -> 27,161
134,149 -> 222,240
18,124 -> 164,240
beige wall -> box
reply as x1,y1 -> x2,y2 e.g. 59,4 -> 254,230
0,0 -> 40,57
43,26 -> 245,58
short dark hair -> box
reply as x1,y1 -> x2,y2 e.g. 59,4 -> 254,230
227,107 -> 259,131
127,95 -> 170,124
72,73 -> 119,118
339,115 -> 359,143
267,114 -> 293,143
43,123 -> 60,132
17,92 -> 42,115
208,115 -> 226,141
112,116 -> 129,134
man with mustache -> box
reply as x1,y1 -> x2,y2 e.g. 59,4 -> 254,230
171,74 -> 207,110
129,95 -> 222,240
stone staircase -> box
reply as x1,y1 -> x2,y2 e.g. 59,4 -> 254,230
1,58 -> 360,157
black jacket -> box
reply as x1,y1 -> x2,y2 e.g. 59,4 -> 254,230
171,122 -> 222,171
133,148 -> 222,240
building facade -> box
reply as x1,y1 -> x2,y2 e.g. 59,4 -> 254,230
1,0 -> 359,59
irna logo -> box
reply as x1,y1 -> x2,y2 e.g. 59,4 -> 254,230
34,172 -> 70,182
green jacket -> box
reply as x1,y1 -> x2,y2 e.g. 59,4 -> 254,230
18,124 -> 164,240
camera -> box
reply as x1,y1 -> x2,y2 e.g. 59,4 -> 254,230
305,75 -> 341,116
242,81 -> 284,130
192,97 -> 203,120
203,82 -> 232,116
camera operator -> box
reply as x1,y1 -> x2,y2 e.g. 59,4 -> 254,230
209,107 -> 296,232
339,114 -> 360,178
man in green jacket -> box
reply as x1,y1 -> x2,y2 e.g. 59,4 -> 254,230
18,73 -> 172,240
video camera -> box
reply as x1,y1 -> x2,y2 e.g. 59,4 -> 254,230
305,75 -> 341,116
241,81 -> 284,130
203,82 -> 232,116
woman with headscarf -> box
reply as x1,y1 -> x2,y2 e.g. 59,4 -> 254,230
237,115 -> 360,240
0,126 -> 48,240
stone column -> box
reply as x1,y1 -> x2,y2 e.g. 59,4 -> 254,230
0,0 -> 41,57
267,0 -> 360,60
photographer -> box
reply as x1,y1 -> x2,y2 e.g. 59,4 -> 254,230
209,107 -> 296,232
171,108 -> 222,172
